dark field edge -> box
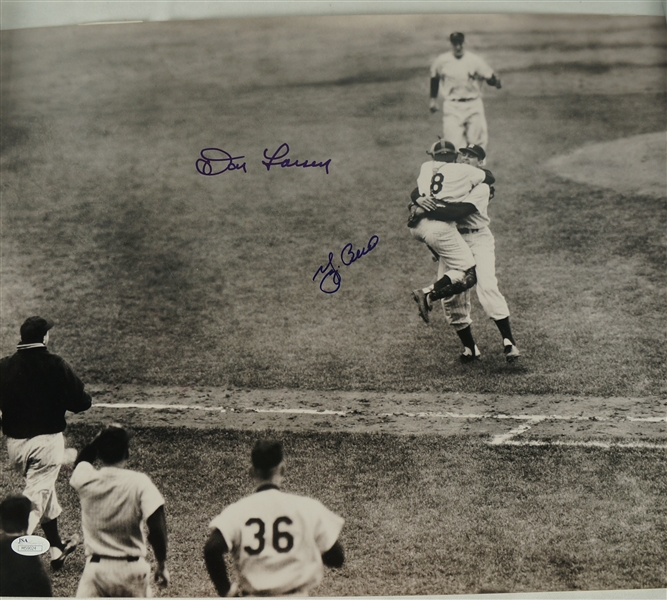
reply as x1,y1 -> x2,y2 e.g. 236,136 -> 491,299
3,423 -> 664,597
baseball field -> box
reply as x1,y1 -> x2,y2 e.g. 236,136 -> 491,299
1,12 -> 666,598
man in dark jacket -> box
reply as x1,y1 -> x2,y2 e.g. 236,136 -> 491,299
0,316 -> 92,570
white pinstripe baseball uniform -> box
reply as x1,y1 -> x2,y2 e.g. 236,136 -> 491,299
440,183 -> 510,329
430,51 -> 496,150
410,160 -> 487,280
70,461 -> 165,597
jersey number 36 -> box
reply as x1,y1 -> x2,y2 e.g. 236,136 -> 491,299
244,517 -> 294,555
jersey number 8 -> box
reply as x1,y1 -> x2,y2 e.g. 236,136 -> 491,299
430,173 -> 445,196
244,517 -> 294,555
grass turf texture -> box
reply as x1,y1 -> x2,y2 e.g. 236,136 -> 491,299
1,15 -> 666,396
2,425 -> 665,596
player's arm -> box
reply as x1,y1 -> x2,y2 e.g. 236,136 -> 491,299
60,358 -> 93,413
429,76 -> 439,112
147,505 -> 170,587
321,540 -> 345,568
427,202 -> 478,222
204,529 -> 232,597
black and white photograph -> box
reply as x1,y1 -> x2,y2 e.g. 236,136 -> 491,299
1,2 -> 665,598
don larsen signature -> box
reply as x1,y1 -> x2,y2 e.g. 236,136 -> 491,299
196,143 -> 331,176
313,235 -> 379,294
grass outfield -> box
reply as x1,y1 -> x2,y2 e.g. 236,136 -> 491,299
1,425 -> 665,597
1,15 -> 666,395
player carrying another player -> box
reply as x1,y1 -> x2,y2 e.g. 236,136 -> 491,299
408,139 -> 492,325
204,439 -> 345,597
429,32 -> 502,152
69,425 -> 170,597
0,316 -> 91,570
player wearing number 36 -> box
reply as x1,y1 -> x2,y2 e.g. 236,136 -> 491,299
204,440 -> 345,597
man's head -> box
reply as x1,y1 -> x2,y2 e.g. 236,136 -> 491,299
251,439 -> 285,481
20,316 -> 54,344
458,144 -> 486,167
96,425 -> 131,465
428,139 -> 458,163
0,495 -> 33,534
450,32 -> 465,58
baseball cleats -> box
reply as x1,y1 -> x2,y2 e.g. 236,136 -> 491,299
51,535 -> 80,571
412,289 -> 432,323
460,345 -> 481,364
503,339 -> 521,363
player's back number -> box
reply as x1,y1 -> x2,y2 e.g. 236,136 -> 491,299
244,517 -> 294,555
430,173 -> 445,196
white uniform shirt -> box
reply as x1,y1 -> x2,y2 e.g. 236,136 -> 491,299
417,161 -> 486,206
210,486 -> 344,596
70,462 -> 165,558
430,51 -> 494,101
456,183 -> 491,230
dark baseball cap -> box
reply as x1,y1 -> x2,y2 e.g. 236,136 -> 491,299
450,32 -> 465,44
252,440 -> 284,472
459,143 -> 486,161
20,316 -> 54,343
428,140 -> 457,157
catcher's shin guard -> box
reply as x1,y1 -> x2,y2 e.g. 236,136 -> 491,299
430,266 -> 477,301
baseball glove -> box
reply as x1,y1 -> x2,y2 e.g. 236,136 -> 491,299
407,204 -> 424,228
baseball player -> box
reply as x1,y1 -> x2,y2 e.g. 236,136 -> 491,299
0,494 -> 53,597
204,439 -> 345,597
429,32 -> 502,152
425,143 -> 520,363
70,425 -> 170,597
0,316 -> 91,569
408,139 -> 493,323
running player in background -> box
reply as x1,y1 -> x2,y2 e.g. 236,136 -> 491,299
204,440 -> 344,597
429,32 -> 502,152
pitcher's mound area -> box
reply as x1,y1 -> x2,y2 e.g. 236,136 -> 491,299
546,132 -> 666,198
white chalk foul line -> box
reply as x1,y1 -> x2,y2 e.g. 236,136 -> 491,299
94,403 -> 347,416
92,403 -> 666,448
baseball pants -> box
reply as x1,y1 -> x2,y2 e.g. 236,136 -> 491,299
410,218 -> 475,285
6,433 -> 65,533
76,556 -> 153,597
442,97 -> 488,151
441,226 -> 510,330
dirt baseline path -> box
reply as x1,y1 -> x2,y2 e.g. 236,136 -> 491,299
68,385 -> 667,448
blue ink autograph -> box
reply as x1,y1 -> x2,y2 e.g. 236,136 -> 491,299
196,148 -> 248,175
262,143 -> 331,174
313,235 -> 379,294
196,143 -> 331,175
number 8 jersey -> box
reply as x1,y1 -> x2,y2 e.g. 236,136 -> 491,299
417,161 -> 486,205
209,485 -> 345,596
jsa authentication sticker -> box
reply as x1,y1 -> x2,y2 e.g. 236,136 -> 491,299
11,535 -> 50,556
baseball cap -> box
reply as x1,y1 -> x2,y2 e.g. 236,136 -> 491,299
428,140 -> 457,157
450,32 -> 465,44
459,143 -> 486,161
252,440 -> 284,471
20,316 -> 54,343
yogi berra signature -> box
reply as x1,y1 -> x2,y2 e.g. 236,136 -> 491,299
196,143 -> 331,176
313,235 -> 379,294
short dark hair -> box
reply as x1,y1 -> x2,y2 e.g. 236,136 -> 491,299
0,495 -> 32,533
96,426 -> 130,464
251,440 -> 283,476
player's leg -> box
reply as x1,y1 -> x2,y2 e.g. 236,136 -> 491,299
442,103 -> 466,150
467,229 -> 520,361
441,291 -> 481,362
410,220 -> 476,321
464,99 -> 489,151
